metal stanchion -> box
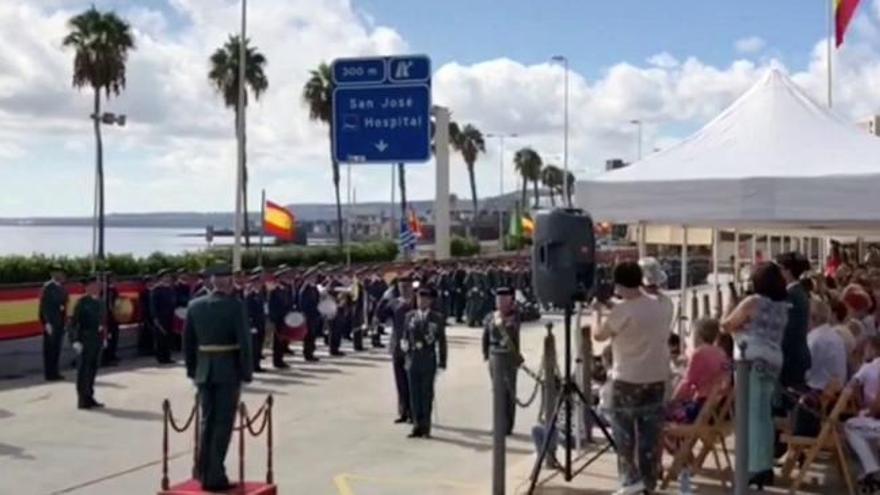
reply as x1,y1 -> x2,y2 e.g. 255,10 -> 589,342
734,341 -> 751,495
491,347 -> 507,495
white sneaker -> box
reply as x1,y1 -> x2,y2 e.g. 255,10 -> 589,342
612,481 -> 646,495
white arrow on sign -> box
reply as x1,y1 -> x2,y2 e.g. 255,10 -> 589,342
375,140 -> 389,152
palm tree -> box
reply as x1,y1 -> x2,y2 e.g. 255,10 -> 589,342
448,123 -> 486,216
564,171 -> 576,206
541,164 -> 564,207
513,147 -> 543,209
63,7 -> 134,261
208,35 -> 268,248
302,62 -> 344,247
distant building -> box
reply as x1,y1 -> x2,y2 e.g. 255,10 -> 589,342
605,158 -> 629,171
858,116 -> 880,136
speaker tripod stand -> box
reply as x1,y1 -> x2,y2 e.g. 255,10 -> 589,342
526,304 -> 616,495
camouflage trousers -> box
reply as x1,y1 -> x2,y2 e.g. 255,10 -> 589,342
609,380 -> 666,490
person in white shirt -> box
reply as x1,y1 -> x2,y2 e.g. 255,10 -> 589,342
595,262 -> 670,495
845,336 -> 880,488
805,297 -> 848,392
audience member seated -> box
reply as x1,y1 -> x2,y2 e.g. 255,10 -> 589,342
667,318 -> 730,424
844,336 -> 880,491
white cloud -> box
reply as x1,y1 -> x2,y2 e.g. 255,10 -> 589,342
5,2 -> 880,217
735,36 -> 766,54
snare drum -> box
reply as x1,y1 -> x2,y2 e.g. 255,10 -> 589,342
281,311 -> 307,341
172,307 -> 187,334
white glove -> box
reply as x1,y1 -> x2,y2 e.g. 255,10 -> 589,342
73,342 -> 83,354
44,324 -> 53,336
250,327 -> 257,335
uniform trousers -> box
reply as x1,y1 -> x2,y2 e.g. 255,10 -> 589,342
197,383 -> 241,489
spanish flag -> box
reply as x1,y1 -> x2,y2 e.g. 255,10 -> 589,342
836,0 -> 862,47
408,209 -> 423,239
264,200 -> 295,241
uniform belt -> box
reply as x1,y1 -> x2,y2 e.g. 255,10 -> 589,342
198,345 -> 240,353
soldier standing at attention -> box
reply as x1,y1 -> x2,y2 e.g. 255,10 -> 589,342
403,286 -> 447,438
39,264 -> 69,381
184,264 -> 253,492
102,273 -> 121,367
382,276 -> 416,424
298,269 -> 321,362
70,275 -> 105,409
482,287 -> 522,435
245,271 -> 267,373
150,269 -> 177,364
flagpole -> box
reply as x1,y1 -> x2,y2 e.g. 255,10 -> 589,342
259,189 -> 265,266
390,165 -> 396,240
346,163 -> 352,268
827,0 -> 834,108
232,0 -> 247,271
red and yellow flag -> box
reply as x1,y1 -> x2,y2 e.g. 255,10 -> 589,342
264,200 -> 295,241
408,209 -> 423,239
836,0 -> 862,47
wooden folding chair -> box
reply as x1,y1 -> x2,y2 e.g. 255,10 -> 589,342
690,381 -> 734,484
660,379 -> 731,489
780,384 -> 855,495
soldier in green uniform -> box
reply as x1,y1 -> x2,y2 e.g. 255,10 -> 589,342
39,264 -> 69,381
184,265 -> 253,492
403,286 -> 447,438
69,275 -> 105,409
482,287 -> 522,435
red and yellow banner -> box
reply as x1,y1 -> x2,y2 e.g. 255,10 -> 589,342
836,0 -> 862,47
264,200 -> 296,241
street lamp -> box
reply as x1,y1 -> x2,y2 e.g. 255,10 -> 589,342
630,119 -> 642,160
486,132 -> 518,249
550,55 -> 570,206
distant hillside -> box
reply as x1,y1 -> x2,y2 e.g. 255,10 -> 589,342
0,191 -> 536,229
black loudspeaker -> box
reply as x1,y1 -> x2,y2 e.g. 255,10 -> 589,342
531,208 -> 596,306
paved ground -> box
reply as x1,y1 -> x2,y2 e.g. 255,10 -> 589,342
0,320 -> 549,495
0,315 -> 851,495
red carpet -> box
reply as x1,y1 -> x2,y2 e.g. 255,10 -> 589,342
159,480 -> 277,495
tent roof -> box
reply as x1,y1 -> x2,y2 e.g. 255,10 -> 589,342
576,68 -> 880,230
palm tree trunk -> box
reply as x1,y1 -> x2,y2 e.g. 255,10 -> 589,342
549,187 -> 556,207
398,162 -> 407,219
533,179 -> 539,208
520,177 -> 527,210
242,106 -> 250,248
94,87 -> 105,262
467,162 -> 478,219
329,128 -> 343,247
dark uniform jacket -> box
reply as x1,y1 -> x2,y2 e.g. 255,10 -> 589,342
482,310 -> 522,362
39,280 -> 68,330
402,309 -> 447,369
245,289 -> 266,332
184,293 -> 253,385
268,283 -> 292,328
69,295 -> 103,349
384,298 -> 413,357
150,284 -> 177,330
298,284 -> 320,319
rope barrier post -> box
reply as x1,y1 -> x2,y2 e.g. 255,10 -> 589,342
734,341 -> 751,495
239,403 -> 246,486
267,395 -> 274,485
491,346 -> 507,495
162,400 -> 170,490
192,397 -> 199,479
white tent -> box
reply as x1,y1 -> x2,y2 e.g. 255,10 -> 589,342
576,68 -> 880,232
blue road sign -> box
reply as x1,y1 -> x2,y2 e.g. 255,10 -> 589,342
331,55 -> 431,164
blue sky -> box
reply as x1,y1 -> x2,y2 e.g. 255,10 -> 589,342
360,0 -> 829,75
2,0 -> 880,217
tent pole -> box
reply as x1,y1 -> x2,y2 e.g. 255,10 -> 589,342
765,234 -> 772,261
712,228 -> 720,313
637,222 -> 647,259
680,225 -> 689,342
858,237 -> 865,265
733,230 -> 740,283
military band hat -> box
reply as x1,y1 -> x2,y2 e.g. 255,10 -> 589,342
494,287 -> 514,296
157,268 -> 173,277
49,263 -> 66,273
417,286 -> 437,298
274,266 -> 291,277
205,264 -> 233,277
397,274 -> 413,284
250,266 -> 264,276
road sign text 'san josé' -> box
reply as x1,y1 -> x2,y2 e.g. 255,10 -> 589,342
331,55 -> 431,164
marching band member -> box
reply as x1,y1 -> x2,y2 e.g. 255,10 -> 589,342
246,268 -> 268,373
39,264 -> 69,381
298,268 -> 321,362
268,267 -> 292,369
150,269 -> 176,364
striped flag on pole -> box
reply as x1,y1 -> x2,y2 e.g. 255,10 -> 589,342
399,218 -> 416,254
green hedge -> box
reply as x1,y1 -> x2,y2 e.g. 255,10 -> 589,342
0,241 -> 399,285
450,236 -> 480,257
